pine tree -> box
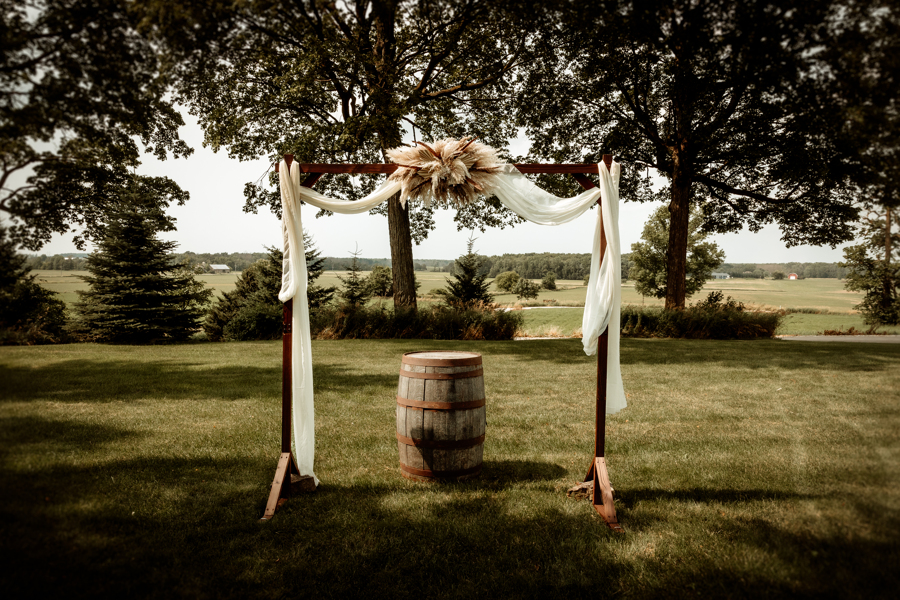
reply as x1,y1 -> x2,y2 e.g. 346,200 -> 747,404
304,232 -> 337,309
366,265 -> 393,297
337,248 -> 373,308
72,193 -> 211,343
0,227 -> 68,344
203,233 -> 336,341
438,237 -> 494,307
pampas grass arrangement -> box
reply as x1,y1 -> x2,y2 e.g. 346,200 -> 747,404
386,137 -> 503,208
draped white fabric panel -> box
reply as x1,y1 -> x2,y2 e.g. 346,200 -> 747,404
277,159 -> 626,483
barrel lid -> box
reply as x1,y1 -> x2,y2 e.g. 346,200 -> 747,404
402,351 -> 482,366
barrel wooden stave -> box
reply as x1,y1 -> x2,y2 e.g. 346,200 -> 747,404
396,353 -> 485,482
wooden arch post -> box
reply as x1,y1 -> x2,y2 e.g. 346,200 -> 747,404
261,154 -> 622,531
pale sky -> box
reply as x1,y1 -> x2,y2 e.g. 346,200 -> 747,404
33,113 -> 855,264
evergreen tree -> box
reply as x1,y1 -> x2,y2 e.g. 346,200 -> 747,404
305,232 -> 338,309
437,238 -> 494,307
72,193 -> 211,343
204,233 -> 336,341
631,205 -> 725,301
338,248 -> 374,308
0,228 -> 68,344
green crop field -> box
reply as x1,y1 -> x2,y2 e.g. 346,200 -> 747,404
1,338 -> 898,598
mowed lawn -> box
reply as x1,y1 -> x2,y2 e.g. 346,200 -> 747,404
1,339 -> 898,598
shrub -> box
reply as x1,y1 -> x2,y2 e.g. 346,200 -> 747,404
772,271 -> 786,280
310,302 -> 522,340
620,291 -> 781,339
513,278 -> 541,300
367,265 -> 393,296
222,303 -> 283,341
494,271 -> 520,292
541,272 -> 557,290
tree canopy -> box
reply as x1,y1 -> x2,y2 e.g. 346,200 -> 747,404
519,0 -> 870,309
0,227 -> 67,344
144,0 -> 538,308
0,0 -> 191,250
841,204 -> 900,326
630,205 -> 724,301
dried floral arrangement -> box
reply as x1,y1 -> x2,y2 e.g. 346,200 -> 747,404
386,137 -> 503,207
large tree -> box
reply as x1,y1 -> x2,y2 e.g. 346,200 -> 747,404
72,183 -> 211,343
841,204 -> 900,326
630,204 -> 724,301
0,0 -> 191,250
519,0 -> 863,310
143,0 -> 536,309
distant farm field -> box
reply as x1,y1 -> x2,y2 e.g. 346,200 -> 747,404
35,270 -> 891,336
36,270 -> 864,311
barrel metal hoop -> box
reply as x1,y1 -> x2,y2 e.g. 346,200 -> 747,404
396,396 -> 485,410
396,433 -> 485,449
399,367 -> 483,380
399,463 -> 483,478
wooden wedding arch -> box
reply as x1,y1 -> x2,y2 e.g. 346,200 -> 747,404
261,154 -> 623,532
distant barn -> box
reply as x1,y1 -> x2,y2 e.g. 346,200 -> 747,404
210,264 -> 232,274
788,273 -> 798,280
711,272 -> 730,280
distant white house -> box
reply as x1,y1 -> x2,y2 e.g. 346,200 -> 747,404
711,272 -> 730,280
210,264 -> 231,274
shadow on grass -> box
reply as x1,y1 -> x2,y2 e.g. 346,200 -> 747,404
0,415 -> 143,457
0,359 -> 402,405
2,447 -> 897,600
0,359 -> 280,404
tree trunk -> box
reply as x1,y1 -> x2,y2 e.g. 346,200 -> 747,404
665,154 -> 692,310
883,207 -> 893,311
388,194 -> 417,309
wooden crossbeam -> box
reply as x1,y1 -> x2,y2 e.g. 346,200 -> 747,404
275,161 -> 604,175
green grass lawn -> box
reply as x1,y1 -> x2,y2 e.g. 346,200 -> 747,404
1,339 -> 898,598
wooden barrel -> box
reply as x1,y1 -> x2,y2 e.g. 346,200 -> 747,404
397,351 -> 486,482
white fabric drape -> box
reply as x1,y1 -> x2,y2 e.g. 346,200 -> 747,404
490,164 -> 626,414
277,159 -> 626,483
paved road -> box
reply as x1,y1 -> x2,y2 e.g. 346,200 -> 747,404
778,335 -> 900,344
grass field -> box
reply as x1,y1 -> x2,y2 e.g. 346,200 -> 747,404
36,270 -> 897,337
1,339 -> 898,598
35,270 -> 866,311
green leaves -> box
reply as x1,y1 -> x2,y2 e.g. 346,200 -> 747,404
1,0 -> 192,250
631,204 -> 725,300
